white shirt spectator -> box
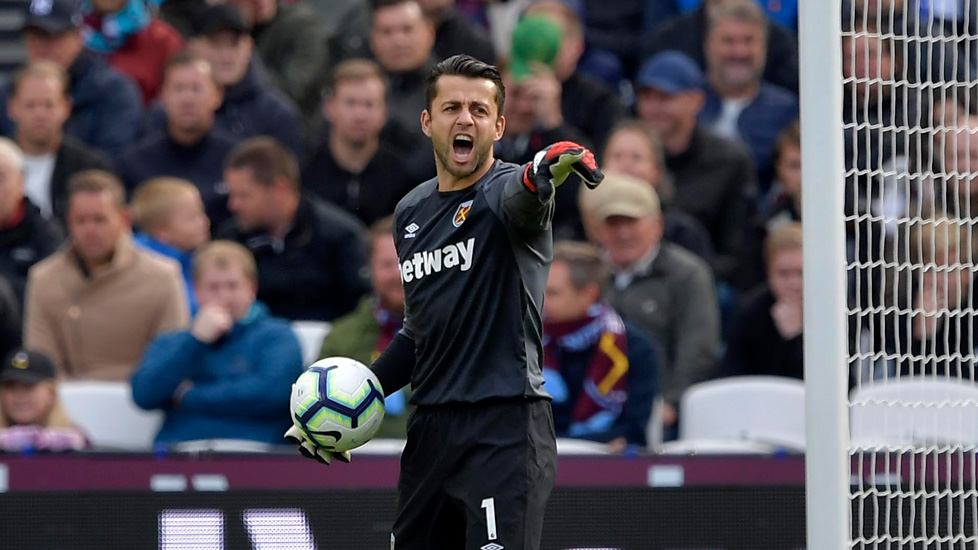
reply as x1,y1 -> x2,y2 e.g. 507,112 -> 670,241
22,153 -> 55,217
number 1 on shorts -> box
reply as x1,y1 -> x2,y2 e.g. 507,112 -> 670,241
480,497 -> 497,540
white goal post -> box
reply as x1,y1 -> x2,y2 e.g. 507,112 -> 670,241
800,0 -> 850,547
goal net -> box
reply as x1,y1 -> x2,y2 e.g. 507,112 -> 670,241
808,0 -> 978,547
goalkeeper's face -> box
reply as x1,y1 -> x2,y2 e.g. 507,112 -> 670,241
422,75 -> 505,180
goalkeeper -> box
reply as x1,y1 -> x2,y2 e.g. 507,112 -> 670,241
286,54 -> 603,550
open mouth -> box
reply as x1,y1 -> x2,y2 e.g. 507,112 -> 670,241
452,135 -> 474,163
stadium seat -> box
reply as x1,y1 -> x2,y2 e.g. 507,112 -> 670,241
646,396 -> 665,448
849,376 -> 978,449
291,321 -> 332,367
677,376 -> 806,452
354,438 -> 407,455
555,438 -> 610,455
170,439 -> 276,453
58,381 -> 164,450
656,439 -> 779,455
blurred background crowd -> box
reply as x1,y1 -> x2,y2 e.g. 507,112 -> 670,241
0,0 -> 975,454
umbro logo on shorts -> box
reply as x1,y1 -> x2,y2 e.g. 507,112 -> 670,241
481,543 -> 504,550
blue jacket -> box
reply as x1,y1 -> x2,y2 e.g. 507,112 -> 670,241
144,59 -> 303,157
0,54 -> 143,159
131,302 -> 304,445
545,321 -> 660,447
698,83 -> 798,185
133,232 -> 197,315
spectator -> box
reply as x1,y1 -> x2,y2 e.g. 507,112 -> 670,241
302,60 -> 417,226
81,0 -> 184,104
543,240 -> 659,450
131,177 -> 211,315
745,121 -> 801,284
0,0 -> 143,159
24,170 -> 188,380
875,220 -> 978,380
0,138 -> 64,306
224,0 -> 330,119
842,20 -> 919,173
761,122 -> 802,231
595,175 -> 720,438
7,61 -> 111,221
117,51 -> 238,227
934,113 -> 978,219
369,0 -> 438,154
643,0 -> 799,93
722,222 -> 804,379
586,121 -> 715,264
418,0 -> 496,64
0,279 -> 21,360
131,241 -> 303,445
845,0 -> 968,85
699,0 -> 798,186
143,3 -> 303,157
0,348 -> 88,451
496,15 -> 590,240
634,51 -> 755,287
524,1 -> 626,150
218,137 -> 370,322
319,216 -> 410,438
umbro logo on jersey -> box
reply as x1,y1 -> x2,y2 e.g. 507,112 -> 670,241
453,200 -> 473,228
404,222 -> 420,239
481,544 -> 504,550
399,238 -> 475,283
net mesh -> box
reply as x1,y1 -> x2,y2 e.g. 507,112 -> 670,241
843,0 -> 978,547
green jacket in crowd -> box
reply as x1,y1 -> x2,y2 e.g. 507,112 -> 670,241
319,297 -> 410,438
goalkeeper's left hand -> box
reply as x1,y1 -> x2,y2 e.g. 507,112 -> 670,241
523,140 -> 604,202
284,425 -> 351,466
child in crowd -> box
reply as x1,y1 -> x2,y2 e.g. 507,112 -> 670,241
0,348 -> 88,451
131,178 -> 211,314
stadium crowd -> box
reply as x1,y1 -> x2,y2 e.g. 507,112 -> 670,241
0,0 -> 974,452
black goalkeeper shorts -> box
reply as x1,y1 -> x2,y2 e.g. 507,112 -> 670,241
391,398 -> 558,550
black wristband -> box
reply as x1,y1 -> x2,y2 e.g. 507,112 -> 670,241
370,331 -> 416,396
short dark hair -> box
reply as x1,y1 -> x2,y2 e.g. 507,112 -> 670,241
425,54 -> 505,115
164,49 -> 219,86
224,137 -> 300,192
67,170 -> 126,208
553,240 -> 607,290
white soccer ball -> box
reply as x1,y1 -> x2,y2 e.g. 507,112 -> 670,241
289,357 -> 386,452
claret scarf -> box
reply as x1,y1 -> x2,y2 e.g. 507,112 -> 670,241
543,302 -> 629,435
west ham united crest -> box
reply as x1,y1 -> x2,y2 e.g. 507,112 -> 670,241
453,200 -> 474,228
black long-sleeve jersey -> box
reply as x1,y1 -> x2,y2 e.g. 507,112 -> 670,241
373,159 -> 554,406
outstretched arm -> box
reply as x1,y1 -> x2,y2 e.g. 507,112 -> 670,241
500,141 -> 605,232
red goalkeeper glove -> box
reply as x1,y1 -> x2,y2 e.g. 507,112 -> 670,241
522,141 -> 604,202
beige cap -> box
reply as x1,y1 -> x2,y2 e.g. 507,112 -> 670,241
580,171 -> 661,221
